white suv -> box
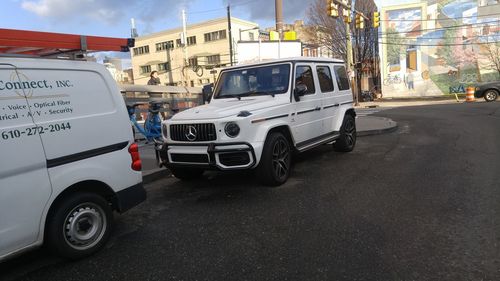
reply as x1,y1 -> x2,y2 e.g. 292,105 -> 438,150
159,58 -> 356,186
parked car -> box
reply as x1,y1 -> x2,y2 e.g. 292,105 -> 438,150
158,57 -> 356,186
0,57 -> 146,261
475,81 -> 500,102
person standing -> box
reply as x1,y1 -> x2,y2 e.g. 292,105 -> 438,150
407,70 -> 414,91
147,71 -> 161,85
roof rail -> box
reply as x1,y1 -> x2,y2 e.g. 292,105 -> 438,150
0,28 -> 135,58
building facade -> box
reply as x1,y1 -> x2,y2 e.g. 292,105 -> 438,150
131,17 -> 259,87
379,0 -> 500,97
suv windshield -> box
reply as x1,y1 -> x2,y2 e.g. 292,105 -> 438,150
214,64 -> 291,99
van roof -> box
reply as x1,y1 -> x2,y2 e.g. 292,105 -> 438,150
224,57 -> 345,70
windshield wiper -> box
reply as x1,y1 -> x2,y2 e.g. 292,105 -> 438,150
217,94 -> 241,100
247,91 -> 276,97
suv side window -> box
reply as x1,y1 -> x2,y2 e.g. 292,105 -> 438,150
333,65 -> 350,91
316,65 -> 334,93
295,65 -> 316,95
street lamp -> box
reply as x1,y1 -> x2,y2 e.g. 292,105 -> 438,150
239,26 -> 259,41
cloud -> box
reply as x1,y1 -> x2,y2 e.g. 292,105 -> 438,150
21,0 -> 188,25
230,0 -> 308,23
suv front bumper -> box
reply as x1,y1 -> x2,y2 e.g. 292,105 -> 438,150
158,142 -> 259,170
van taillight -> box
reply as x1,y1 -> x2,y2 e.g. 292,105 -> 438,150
128,143 -> 142,171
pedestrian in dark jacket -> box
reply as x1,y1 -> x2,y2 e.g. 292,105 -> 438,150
147,71 -> 161,85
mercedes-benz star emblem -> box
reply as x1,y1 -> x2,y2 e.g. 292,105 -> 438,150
185,125 -> 197,141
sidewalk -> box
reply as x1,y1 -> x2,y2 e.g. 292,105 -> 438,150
355,95 -> 466,108
139,115 -> 398,182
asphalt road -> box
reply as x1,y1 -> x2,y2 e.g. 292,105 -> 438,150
1,102 -> 499,281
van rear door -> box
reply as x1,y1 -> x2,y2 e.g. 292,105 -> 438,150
0,64 -> 52,257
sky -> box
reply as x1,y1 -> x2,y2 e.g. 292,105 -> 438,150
1,0 -> 417,38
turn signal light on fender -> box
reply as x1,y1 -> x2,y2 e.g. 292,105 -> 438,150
128,143 -> 142,171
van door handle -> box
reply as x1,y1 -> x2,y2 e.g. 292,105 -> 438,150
315,106 -> 321,111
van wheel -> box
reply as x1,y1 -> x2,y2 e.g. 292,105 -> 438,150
334,114 -> 356,152
256,132 -> 292,186
45,192 -> 113,259
169,167 -> 204,180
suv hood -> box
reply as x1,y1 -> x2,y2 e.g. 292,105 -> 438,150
171,97 -> 287,121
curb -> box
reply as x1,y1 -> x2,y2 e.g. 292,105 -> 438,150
357,123 -> 398,137
357,116 -> 398,137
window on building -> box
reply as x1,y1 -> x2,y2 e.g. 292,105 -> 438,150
189,57 -> 198,66
156,41 -> 174,51
176,38 -> 183,47
333,65 -> 350,91
133,45 -> 150,56
204,30 -> 227,42
249,33 -> 255,41
206,54 -> 221,65
316,66 -> 334,93
187,36 -> 197,46
140,65 -> 151,74
158,62 -> 170,72
295,66 -> 316,95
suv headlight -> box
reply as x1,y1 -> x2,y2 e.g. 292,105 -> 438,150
162,123 -> 168,139
224,122 -> 240,138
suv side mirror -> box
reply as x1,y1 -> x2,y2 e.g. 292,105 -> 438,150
202,83 -> 214,103
294,84 -> 308,101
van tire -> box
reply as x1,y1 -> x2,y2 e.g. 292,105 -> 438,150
45,192 -> 113,260
169,167 -> 204,180
256,132 -> 292,186
334,114 -> 356,152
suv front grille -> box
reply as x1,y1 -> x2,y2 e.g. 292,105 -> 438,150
170,123 -> 216,142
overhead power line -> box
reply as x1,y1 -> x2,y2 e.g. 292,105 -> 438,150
377,41 -> 500,46
380,12 -> 500,22
380,20 -> 500,35
188,0 -> 254,15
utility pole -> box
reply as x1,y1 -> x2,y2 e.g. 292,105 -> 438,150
227,5 -> 234,66
182,9 -> 189,86
275,0 -> 284,39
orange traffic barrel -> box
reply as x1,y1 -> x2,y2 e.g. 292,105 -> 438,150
466,86 -> 475,102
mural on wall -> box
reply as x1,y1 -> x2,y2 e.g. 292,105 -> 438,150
380,0 -> 500,97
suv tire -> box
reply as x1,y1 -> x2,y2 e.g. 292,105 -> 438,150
484,89 -> 499,102
45,192 -> 113,260
170,167 -> 204,180
334,114 -> 356,152
256,132 -> 292,186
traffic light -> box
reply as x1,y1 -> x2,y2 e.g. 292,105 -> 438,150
373,11 -> 380,28
343,8 -> 351,23
355,14 -> 364,29
327,0 -> 339,18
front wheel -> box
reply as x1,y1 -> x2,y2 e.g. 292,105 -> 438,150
256,132 -> 292,186
45,192 -> 113,259
334,114 -> 356,152
484,90 -> 499,102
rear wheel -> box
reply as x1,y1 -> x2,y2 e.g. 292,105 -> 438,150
484,89 -> 498,102
170,167 -> 204,180
256,132 -> 292,186
45,192 -> 113,260
334,114 -> 356,152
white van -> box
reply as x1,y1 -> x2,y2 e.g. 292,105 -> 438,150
0,57 -> 146,261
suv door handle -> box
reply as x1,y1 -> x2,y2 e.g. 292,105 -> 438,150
314,106 -> 321,111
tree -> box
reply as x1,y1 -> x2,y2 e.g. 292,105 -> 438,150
304,0 -> 348,61
481,40 -> 500,79
385,27 -> 406,66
